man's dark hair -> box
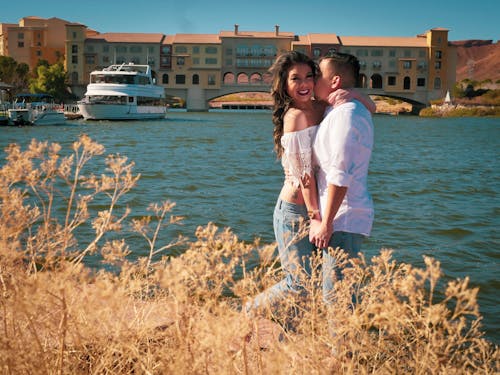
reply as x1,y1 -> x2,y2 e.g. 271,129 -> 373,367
320,52 -> 360,87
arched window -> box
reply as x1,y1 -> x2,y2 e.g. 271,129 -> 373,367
404,76 -> 411,90
371,74 -> 383,89
237,72 -> 249,84
250,73 -> 262,84
192,74 -> 199,84
162,74 -> 169,84
358,74 -> 367,88
434,77 -> 441,89
223,72 -> 235,84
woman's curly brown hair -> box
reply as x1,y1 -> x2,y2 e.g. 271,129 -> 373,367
269,51 -> 318,158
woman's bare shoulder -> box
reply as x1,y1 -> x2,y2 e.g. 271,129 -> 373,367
283,108 -> 308,133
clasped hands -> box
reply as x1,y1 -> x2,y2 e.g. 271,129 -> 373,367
309,218 -> 333,249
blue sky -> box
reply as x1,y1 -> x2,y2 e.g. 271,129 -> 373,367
2,0 -> 498,42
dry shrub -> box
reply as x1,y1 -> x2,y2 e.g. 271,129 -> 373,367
0,136 -> 498,374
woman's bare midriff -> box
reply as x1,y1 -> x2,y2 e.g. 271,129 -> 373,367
279,182 -> 306,205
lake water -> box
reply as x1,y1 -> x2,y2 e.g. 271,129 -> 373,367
1,111 -> 499,344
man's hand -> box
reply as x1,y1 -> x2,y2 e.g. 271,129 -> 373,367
310,218 -> 333,249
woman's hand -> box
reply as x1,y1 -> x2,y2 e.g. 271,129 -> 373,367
309,219 -> 333,249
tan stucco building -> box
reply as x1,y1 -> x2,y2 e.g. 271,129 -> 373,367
0,17 -> 455,109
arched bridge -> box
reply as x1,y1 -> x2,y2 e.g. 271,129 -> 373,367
166,82 -> 429,113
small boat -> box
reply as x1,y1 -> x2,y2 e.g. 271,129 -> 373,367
77,63 -> 167,120
6,93 -> 66,126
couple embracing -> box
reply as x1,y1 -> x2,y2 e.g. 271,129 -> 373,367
246,51 -> 375,318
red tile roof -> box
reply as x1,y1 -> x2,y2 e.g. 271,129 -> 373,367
339,36 -> 428,47
173,34 -> 220,44
219,30 -> 294,38
87,32 -> 165,43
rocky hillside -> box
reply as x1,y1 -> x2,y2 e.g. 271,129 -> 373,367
453,40 -> 500,83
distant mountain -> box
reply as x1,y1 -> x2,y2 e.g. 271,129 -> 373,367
452,40 -> 500,83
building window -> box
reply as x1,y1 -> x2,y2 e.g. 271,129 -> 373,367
403,61 -> 412,69
103,56 -> 110,64
162,45 -> 171,54
85,55 -> 95,64
36,50 -> 42,56
372,60 -> 382,69
175,46 -> 187,54
389,50 -> 396,57
130,46 -> 142,53
205,46 -> 217,54
17,42 -> 24,48
389,60 -> 396,68
116,46 -> 127,53
72,45 -> 78,54
328,48 -> 337,55
435,50 -> 442,59
72,32 -> 77,39
18,32 -> 24,39
162,74 -> 169,84
371,49 -> 383,57
434,77 -> 441,89
208,75 -> 216,85
404,49 -> 412,57
404,76 -> 411,90
205,58 -> 217,64
72,55 -> 78,64
192,74 -> 199,84
103,45 -> 109,52
417,78 -> 426,87
371,74 -> 383,89
356,49 -> 368,57
387,76 -> 396,86
175,75 -> 185,84
419,50 -> 426,58
192,58 -> 200,65
313,48 -> 321,58
435,61 -> 442,69
177,57 -> 185,66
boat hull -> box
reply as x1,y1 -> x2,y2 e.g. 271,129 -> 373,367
7,107 -> 66,126
78,103 -> 167,120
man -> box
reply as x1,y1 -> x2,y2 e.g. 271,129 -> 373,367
310,52 -> 374,303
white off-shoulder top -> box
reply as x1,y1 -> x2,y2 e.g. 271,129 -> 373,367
280,125 -> 318,187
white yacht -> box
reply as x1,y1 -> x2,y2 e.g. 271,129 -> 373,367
78,63 -> 167,120
7,93 -> 66,126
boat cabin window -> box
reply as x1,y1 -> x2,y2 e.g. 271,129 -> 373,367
90,74 -> 148,84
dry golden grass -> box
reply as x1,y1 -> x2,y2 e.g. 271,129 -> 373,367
0,135 -> 498,374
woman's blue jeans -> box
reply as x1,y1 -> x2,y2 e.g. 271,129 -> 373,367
245,199 -> 315,315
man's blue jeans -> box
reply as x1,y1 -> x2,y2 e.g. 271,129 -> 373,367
322,231 -> 365,305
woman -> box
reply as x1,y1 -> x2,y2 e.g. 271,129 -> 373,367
245,51 -> 374,319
